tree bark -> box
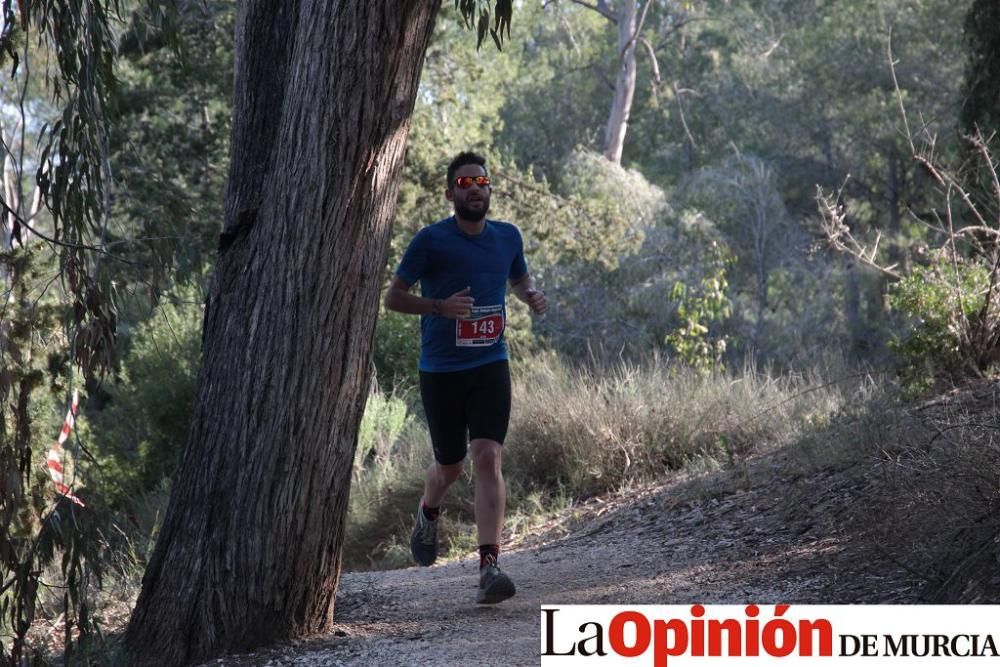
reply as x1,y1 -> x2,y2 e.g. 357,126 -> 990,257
603,0 -> 637,164
123,1 -> 441,664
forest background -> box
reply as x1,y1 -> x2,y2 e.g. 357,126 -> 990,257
2,0 -> 999,662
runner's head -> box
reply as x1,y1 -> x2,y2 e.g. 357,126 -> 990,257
446,152 -> 491,223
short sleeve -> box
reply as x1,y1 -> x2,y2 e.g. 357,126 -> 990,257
509,226 -> 528,281
396,228 -> 432,285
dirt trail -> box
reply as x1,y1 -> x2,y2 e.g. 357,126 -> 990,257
200,454 -> 922,666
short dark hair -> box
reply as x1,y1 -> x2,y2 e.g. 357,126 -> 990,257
446,152 -> 488,187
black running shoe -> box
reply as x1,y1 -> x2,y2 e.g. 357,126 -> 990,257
477,554 -> 516,604
410,501 -> 439,566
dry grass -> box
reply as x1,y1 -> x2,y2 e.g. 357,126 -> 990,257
775,376 -> 1000,602
344,352 -> 857,570
505,353 -> 850,499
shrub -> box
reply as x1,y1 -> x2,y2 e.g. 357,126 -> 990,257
819,132 -> 1000,389
372,306 -> 421,392
664,248 -> 732,373
344,388 -> 428,570
889,250 -> 992,390
354,385 -> 412,477
88,283 -> 204,506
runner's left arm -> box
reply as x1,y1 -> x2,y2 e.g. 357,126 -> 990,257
510,273 -> 547,315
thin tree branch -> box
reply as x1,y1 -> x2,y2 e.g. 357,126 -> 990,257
566,0 -> 617,23
952,226 -> 1000,239
888,28 -> 916,156
620,0 -> 653,63
638,37 -> 660,84
944,183 -> 972,347
915,154 -> 989,229
654,16 -> 723,52
816,183 -> 902,280
0,200 -> 126,260
671,79 -> 698,155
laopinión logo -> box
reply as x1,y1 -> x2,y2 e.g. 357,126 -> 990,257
541,604 -> 1000,665
543,605 -> 832,663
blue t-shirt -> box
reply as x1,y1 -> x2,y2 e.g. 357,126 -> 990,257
396,216 -> 528,372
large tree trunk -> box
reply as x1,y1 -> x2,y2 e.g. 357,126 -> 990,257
603,0 -> 637,164
123,1 -> 441,664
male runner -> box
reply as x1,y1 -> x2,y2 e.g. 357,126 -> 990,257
383,151 -> 547,604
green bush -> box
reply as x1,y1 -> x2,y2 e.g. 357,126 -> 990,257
372,306 -> 421,391
354,385 -> 412,474
89,284 -> 204,506
665,247 -> 732,373
344,388 -> 428,570
889,250 -> 992,391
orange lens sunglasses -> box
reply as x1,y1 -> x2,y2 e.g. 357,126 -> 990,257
454,175 -> 491,189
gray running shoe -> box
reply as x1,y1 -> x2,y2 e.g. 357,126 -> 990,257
410,502 -> 439,566
477,555 -> 516,604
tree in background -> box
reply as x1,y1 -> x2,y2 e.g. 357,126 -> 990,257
959,0 -> 1000,139
554,0 -> 703,165
683,152 -> 795,352
958,0 -> 1000,236
107,0 -> 235,295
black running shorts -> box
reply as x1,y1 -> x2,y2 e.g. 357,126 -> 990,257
419,360 -> 512,465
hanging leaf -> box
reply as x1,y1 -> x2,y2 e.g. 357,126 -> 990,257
494,0 -> 512,40
455,0 -> 514,50
476,9 -> 489,49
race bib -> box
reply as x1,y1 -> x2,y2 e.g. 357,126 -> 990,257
456,304 -> 505,347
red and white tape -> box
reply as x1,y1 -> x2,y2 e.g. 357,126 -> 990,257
46,389 -> 85,507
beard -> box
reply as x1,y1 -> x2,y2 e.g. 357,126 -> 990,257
455,198 -> 489,222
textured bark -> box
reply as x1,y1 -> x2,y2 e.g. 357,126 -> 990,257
123,1 -> 441,664
603,0 -> 637,164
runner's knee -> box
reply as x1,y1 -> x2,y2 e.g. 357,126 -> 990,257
471,440 -> 502,475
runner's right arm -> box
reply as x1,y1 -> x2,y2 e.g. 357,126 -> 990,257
384,277 -> 475,319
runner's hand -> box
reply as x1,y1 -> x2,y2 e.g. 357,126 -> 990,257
524,288 -> 547,315
438,286 -> 475,319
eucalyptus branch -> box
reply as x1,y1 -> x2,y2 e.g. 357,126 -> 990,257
632,0 -> 653,46
672,80 -> 698,154
0,200 -> 123,259
638,37 -> 661,85
619,0 -> 653,64
566,0 -> 618,23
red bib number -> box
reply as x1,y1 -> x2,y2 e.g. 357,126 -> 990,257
456,305 -> 505,347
